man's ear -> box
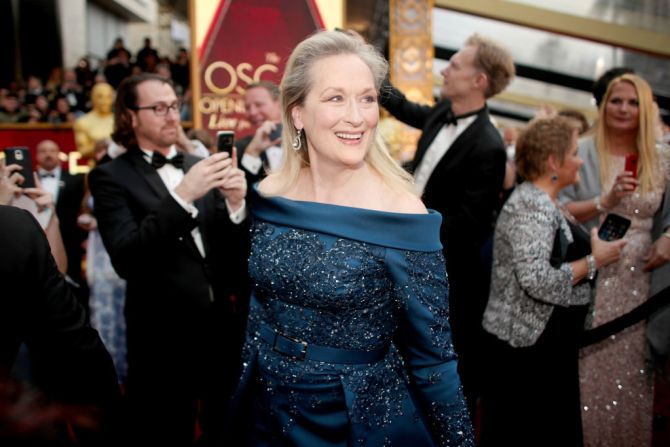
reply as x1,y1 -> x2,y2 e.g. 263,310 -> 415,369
474,71 -> 488,94
130,110 -> 138,128
291,105 -> 303,131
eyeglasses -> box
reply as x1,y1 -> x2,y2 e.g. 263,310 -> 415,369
131,102 -> 181,116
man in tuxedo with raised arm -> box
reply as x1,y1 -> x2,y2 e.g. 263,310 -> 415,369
89,73 -> 249,445
381,34 -> 515,417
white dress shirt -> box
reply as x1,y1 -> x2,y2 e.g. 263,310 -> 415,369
413,115 -> 477,195
38,166 -> 61,202
241,144 -> 284,175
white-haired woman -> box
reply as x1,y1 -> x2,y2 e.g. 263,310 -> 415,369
224,31 -> 473,446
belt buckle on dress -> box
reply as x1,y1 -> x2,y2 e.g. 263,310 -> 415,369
274,331 -> 308,360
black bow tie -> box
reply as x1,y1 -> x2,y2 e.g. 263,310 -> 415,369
151,152 -> 184,170
39,172 -> 56,179
444,107 -> 484,126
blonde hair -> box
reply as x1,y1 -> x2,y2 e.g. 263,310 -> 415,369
269,30 -> 414,195
595,74 -> 658,194
465,34 -> 515,98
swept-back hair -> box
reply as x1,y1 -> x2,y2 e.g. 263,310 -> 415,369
269,30 -> 415,195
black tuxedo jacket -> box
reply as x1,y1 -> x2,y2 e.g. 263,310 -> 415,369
54,169 -> 86,283
381,84 -> 506,260
88,148 -> 250,382
0,206 -> 119,442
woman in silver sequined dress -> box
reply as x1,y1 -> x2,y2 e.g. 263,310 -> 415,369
222,31 -> 473,446
560,74 -> 670,446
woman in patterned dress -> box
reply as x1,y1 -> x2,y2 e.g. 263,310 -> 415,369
560,74 -> 670,446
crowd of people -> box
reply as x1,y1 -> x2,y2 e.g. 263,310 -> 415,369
2,27 -> 670,447
0,37 -> 190,125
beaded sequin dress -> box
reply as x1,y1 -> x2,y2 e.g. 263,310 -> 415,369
580,149 -> 670,446
225,187 -> 473,446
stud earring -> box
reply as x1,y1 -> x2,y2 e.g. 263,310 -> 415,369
292,128 -> 303,152
551,173 -> 558,182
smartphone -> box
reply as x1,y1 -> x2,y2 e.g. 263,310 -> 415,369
268,123 -> 282,141
598,213 -> 631,241
625,153 -> 639,178
3,147 -> 35,188
216,130 -> 235,155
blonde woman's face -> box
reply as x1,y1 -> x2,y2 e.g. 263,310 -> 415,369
605,82 -> 640,133
291,54 -> 378,170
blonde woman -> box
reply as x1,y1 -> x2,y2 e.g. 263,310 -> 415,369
225,31 -> 473,446
560,74 -> 670,446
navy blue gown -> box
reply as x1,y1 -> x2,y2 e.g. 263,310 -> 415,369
227,187 -> 473,446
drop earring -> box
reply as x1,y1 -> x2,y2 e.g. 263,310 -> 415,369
292,128 -> 303,152
551,172 -> 558,182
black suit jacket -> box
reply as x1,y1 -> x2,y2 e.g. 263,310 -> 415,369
381,84 -> 506,260
0,205 -> 119,442
54,169 -> 86,283
88,148 -> 250,383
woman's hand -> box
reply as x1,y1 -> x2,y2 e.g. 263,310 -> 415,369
590,227 -> 626,268
642,234 -> 670,271
600,171 -> 638,210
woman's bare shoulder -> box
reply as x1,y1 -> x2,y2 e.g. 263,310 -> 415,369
381,188 -> 428,214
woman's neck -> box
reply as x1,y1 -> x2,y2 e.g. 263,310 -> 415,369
298,161 -> 376,206
532,176 -> 560,202
606,128 -> 637,155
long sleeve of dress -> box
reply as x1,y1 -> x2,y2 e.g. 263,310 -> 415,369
388,249 -> 474,447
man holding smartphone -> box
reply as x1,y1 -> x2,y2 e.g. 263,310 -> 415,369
236,81 -> 283,186
89,73 -> 249,445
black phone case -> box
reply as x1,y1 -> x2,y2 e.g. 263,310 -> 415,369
216,132 -> 235,155
598,213 -> 631,241
3,147 -> 35,188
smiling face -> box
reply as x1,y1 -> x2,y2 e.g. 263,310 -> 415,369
291,54 -> 378,171
604,81 -> 640,134
245,86 -> 281,127
131,80 -> 180,152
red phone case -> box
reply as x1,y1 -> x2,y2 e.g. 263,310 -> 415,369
625,153 -> 638,178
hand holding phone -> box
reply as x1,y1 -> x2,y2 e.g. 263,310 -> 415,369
598,213 -> 631,241
3,147 -> 35,188
625,153 -> 639,178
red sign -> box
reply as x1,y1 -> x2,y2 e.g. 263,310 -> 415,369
194,0 -> 324,139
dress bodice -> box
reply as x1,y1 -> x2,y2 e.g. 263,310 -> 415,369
233,187 -> 473,446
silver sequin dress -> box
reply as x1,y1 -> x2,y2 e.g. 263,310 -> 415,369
579,149 -> 670,447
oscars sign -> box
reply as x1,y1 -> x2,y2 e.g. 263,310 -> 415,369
192,0 -> 326,139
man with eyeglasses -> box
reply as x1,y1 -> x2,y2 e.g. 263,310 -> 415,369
89,73 -> 250,445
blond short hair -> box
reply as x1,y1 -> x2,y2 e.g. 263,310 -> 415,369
465,34 -> 515,98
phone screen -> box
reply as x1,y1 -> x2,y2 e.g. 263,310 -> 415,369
216,131 -> 235,155
3,147 -> 35,188
598,213 -> 631,241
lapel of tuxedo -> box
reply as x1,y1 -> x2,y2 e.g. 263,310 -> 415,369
125,147 -> 170,200
182,154 -> 210,259
432,107 -> 489,175
412,100 -> 452,171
